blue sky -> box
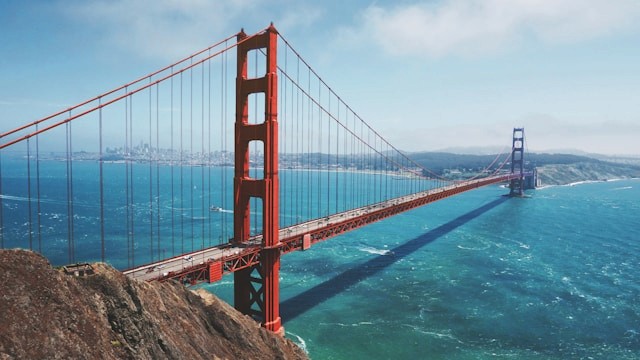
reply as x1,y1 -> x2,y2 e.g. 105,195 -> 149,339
1,0 -> 639,155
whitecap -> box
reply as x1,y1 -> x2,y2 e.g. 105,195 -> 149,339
624,329 -> 638,339
611,186 -> 632,191
457,244 -> 490,251
401,324 -> 465,344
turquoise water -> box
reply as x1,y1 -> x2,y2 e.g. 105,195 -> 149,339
204,179 -> 640,359
2,156 -> 639,358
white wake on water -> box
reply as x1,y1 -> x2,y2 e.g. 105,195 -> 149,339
358,246 -> 392,256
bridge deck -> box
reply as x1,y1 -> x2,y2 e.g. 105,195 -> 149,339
124,173 -> 525,284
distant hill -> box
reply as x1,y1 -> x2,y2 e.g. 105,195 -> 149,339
407,151 -> 640,185
408,151 -> 599,172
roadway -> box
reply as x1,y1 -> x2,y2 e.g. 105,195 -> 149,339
124,173 -> 522,283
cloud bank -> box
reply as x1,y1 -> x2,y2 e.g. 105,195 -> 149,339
354,0 -> 640,58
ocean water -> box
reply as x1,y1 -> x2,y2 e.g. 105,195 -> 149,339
2,157 -> 639,358
204,179 -> 640,359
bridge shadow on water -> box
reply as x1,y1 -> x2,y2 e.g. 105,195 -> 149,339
280,196 -> 509,323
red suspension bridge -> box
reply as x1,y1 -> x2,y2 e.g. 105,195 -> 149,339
0,24 -> 534,334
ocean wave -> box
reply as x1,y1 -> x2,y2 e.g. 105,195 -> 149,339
0,194 -> 77,206
611,186 -> 632,191
287,332 -> 308,354
457,244 -> 491,251
401,324 -> 464,344
320,321 -> 375,328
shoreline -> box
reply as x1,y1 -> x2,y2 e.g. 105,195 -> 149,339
536,177 -> 639,189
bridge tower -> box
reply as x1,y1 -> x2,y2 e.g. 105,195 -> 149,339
509,128 -> 525,196
233,24 -> 282,334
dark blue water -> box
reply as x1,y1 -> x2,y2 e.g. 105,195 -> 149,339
2,157 -> 639,358
206,179 -> 640,359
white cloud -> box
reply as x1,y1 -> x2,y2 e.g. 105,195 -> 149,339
353,0 -> 640,58
61,0 -> 326,62
63,0 -> 262,61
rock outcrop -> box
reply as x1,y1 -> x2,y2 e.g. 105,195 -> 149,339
0,249 -> 307,360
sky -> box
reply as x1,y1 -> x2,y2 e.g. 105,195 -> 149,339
1,0 -> 639,155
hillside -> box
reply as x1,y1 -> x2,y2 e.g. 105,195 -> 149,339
536,162 -> 640,185
0,249 -> 307,360
408,151 -> 640,185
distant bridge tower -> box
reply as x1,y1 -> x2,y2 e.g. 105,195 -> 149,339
509,128 -> 525,196
233,24 -> 283,334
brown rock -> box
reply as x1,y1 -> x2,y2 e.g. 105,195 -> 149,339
0,249 -> 307,360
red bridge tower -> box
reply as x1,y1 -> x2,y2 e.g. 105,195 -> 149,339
233,24 -> 282,334
509,128 -> 525,196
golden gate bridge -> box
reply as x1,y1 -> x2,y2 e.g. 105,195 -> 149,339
0,24 -> 534,334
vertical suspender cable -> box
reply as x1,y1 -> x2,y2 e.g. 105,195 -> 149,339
283,47 -> 288,225
125,92 -> 131,267
360,120 -> 365,207
335,102 -> 339,213
221,44 -> 228,242
317,80 -> 322,217
350,111 -> 355,208
201,61 -> 205,250
170,72 -> 175,256
219,48 -> 225,242
386,142 -> 389,200
367,127 -> 371,206
180,72 -> 184,254
35,124 -> 42,253
306,63 -> 312,221
129,95 -> 135,267
190,63 -> 194,251
377,136 -> 381,202
99,98 -> 105,262
296,53 -> 303,224
379,137 -> 382,200
279,52 -> 285,227
207,52 -> 212,246
372,129 -> 376,203
156,84 -> 161,258
66,116 -> 75,263
289,49 -> 294,227
27,139 -> 33,250
149,81 -> 154,261
359,119 -> 363,208
278,53 -> 284,227
286,48 -> 290,226
327,92 -> 330,215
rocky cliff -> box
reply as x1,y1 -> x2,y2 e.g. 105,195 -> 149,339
0,249 -> 307,360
